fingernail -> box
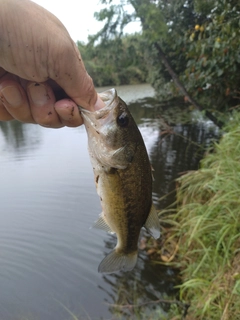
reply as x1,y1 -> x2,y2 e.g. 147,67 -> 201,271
28,83 -> 50,106
94,95 -> 105,110
1,86 -> 23,107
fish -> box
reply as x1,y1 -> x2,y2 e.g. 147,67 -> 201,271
79,88 -> 160,273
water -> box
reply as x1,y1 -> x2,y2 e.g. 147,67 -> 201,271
0,84 -> 218,320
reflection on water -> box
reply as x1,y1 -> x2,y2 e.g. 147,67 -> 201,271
0,121 -> 40,159
149,121 -> 219,209
0,84 -> 219,320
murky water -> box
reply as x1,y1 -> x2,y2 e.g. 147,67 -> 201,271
0,84 -> 218,320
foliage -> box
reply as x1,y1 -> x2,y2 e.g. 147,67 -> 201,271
84,0 -> 240,121
183,0 -> 240,112
77,33 -> 148,87
91,0 -> 202,94
172,112 -> 240,319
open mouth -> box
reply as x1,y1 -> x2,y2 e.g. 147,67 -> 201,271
98,88 -> 116,105
79,88 -> 117,119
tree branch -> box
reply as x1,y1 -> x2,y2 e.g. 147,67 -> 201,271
154,43 -> 224,128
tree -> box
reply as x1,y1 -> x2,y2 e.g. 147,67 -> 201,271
91,0 -> 240,125
183,0 -> 240,112
77,33 -> 148,87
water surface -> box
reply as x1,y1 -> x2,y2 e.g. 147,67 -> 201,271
0,84 -> 218,320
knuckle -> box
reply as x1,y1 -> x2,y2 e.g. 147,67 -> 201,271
34,114 -> 58,128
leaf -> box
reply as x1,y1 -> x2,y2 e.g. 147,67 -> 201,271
217,69 -> 224,76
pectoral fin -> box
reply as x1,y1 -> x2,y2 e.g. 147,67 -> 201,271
144,204 -> 161,239
92,213 -> 115,234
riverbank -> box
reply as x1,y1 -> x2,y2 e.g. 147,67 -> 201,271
169,112 -> 240,319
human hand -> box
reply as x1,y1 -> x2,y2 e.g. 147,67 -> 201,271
0,0 -> 104,128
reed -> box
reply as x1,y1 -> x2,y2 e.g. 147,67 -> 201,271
172,112 -> 240,319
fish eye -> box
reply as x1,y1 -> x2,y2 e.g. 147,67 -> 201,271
117,112 -> 129,127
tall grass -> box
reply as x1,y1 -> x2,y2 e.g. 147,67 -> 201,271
173,113 -> 240,319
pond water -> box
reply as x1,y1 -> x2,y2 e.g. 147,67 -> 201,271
0,84 -> 219,320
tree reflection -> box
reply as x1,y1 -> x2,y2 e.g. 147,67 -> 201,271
0,120 -> 41,156
150,122 -> 219,209
129,98 -> 219,209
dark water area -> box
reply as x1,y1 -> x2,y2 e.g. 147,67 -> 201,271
0,84 -> 219,320
150,120 -> 218,210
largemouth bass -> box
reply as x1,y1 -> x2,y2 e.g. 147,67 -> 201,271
80,88 -> 160,273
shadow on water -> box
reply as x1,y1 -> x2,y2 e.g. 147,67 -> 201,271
99,97 -> 219,319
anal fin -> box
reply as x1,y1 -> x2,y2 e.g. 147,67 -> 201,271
144,203 -> 161,239
92,213 -> 114,234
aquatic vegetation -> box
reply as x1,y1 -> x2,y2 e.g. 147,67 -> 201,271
173,112 -> 240,319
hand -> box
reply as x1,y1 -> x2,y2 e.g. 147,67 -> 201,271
0,0 -> 104,128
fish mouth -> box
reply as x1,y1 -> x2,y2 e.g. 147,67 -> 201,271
78,89 -> 119,139
98,88 -> 116,107
79,88 -> 117,124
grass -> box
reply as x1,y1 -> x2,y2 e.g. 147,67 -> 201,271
169,112 -> 240,319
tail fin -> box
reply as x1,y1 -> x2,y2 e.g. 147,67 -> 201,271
98,250 -> 138,274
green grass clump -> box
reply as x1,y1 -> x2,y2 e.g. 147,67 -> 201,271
174,113 -> 240,320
